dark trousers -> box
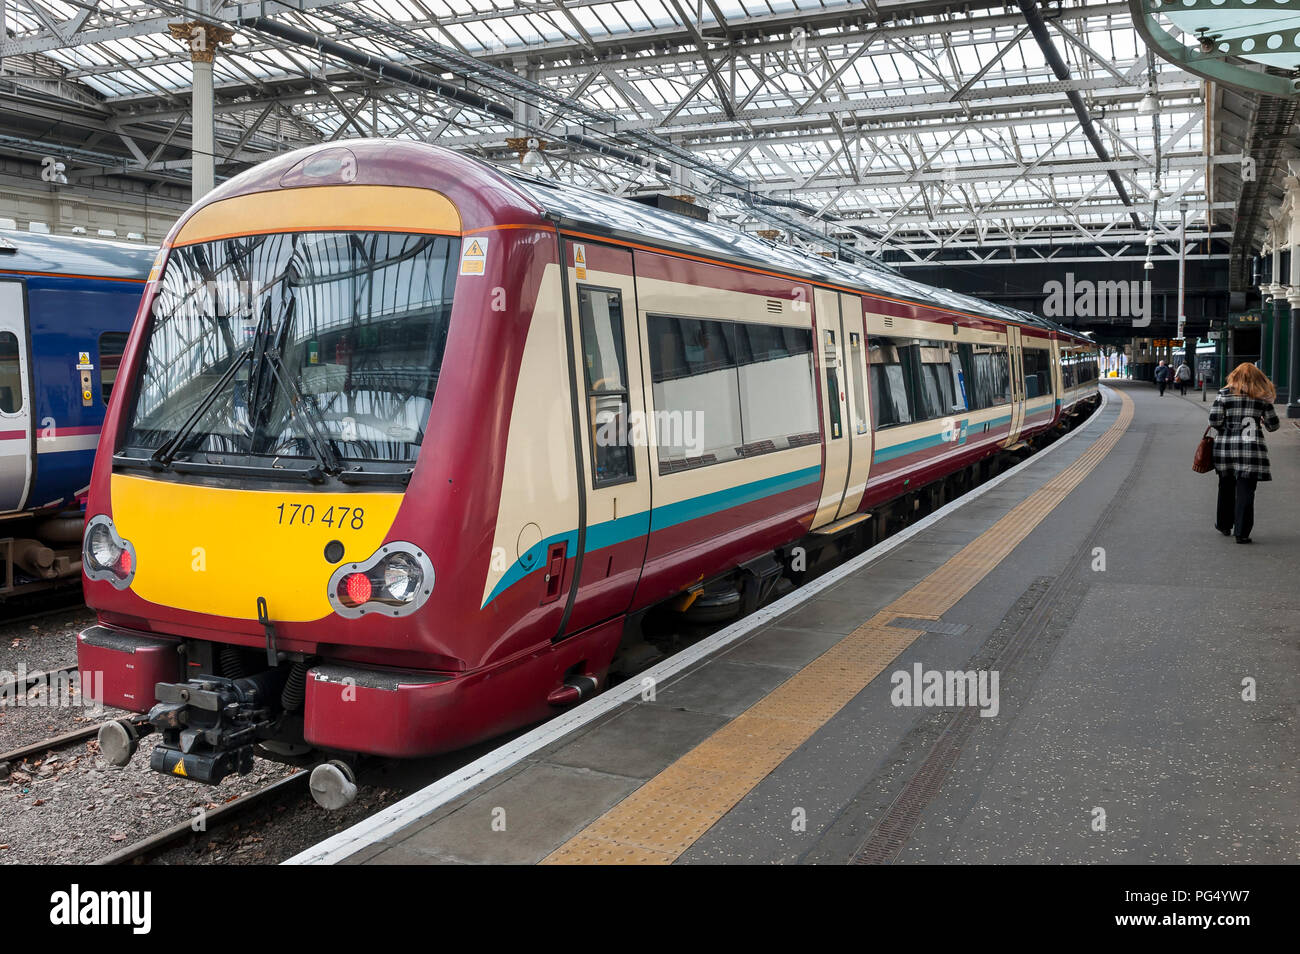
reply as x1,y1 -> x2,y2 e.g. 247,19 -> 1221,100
1217,472 -> 1258,539
1157,380 -> 1167,395
1177,380 -> 1187,395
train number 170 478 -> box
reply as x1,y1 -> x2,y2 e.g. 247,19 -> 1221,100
275,502 -> 365,529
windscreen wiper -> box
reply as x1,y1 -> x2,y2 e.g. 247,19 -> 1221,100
151,351 -> 251,467
246,297 -> 281,431
262,346 -> 341,479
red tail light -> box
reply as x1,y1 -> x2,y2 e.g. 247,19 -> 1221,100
343,572 -> 372,606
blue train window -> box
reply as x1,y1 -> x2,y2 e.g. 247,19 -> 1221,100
0,331 -> 21,414
99,332 -> 128,404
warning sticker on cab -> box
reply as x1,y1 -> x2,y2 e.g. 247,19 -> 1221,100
460,236 -> 489,276
574,243 -> 587,280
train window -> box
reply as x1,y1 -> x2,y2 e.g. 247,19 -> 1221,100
892,339 -> 963,422
826,366 -> 843,439
1022,347 -> 1051,399
982,347 -> 1012,407
950,350 -> 969,412
1063,352 -> 1078,389
648,314 -> 816,473
849,332 -> 869,435
868,339 -> 912,428
577,287 -> 634,487
733,322 -> 818,453
99,332 -> 129,404
958,344 -> 1011,409
0,332 -> 20,414
124,231 -> 457,466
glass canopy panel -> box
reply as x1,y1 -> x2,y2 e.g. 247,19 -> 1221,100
1159,0 -> 1300,70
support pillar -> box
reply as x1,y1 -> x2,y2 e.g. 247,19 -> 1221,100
169,20 -> 233,203
1290,308 -> 1300,417
1261,307 -> 1274,377
1273,300 -> 1289,402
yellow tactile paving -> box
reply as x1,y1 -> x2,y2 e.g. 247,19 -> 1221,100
542,391 -> 1134,865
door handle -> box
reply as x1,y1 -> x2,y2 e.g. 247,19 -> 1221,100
541,542 -> 567,604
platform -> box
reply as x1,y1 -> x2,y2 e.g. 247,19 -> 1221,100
290,381 -> 1300,865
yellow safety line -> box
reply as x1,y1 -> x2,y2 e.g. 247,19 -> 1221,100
542,390 -> 1134,865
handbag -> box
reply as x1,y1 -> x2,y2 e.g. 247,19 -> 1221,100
1192,426 -> 1215,473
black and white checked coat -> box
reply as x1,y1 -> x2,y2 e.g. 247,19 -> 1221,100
1209,389 -> 1281,481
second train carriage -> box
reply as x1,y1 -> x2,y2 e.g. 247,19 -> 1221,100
0,230 -> 152,596
77,141 -> 1099,785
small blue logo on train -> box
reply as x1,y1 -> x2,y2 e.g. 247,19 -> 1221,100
941,417 -> 969,445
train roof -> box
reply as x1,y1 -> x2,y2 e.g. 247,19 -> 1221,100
0,229 -> 154,281
176,140 -> 1095,347
505,169 -> 1090,342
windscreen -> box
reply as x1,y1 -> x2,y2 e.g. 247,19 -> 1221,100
122,230 -> 458,469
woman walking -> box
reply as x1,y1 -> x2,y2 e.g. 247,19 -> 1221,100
1210,363 -> 1280,543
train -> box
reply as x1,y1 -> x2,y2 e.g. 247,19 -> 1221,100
77,140 -> 1098,800
0,229 -> 151,597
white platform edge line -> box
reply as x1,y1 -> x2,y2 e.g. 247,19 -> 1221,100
285,387 -> 1116,865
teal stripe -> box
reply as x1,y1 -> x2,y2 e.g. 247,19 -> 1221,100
649,464 -> 822,532
585,511 -> 653,551
873,431 -> 947,463
873,411 -> 1014,464
483,463 -> 823,607
483,528 -> 579,606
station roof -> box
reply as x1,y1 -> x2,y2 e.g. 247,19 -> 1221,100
0,1 -> 1267,271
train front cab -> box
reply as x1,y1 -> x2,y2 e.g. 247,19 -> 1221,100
76,147 -> 601,778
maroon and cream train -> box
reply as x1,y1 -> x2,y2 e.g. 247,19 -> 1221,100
77,140 -> 1099,787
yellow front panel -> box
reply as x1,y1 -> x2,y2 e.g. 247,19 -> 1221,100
111,474 -> 405,622
173,185 -> 461,247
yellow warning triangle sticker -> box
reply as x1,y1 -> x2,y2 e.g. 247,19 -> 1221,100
172,758 -> 187,777
575,246 -> 585,263
467,239 -> 484,256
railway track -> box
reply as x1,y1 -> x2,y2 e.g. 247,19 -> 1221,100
0,662 -> 77,699
93,771 -> 312,865
0,664 -> 102,775
0,589 -> 89,625
0,717 -> 103,769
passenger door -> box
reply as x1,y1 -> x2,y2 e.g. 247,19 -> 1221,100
835,293 -> 872,519
1003,325 -> 1026,447
0,281 -> 33,513
559,240 -> 653,635
811,288 -> 851,529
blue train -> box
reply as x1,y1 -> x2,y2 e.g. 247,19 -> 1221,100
0,229 -> 153,596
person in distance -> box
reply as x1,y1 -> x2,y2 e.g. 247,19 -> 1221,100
1209,363 -> 1280,544
1154,359 -> 1171,396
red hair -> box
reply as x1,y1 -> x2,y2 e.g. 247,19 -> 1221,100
1226,362 -> 1277,402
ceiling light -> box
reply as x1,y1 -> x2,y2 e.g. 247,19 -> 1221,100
1137,92 -> 1159,115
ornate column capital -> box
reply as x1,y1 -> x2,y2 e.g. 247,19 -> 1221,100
168,21 -> 234,63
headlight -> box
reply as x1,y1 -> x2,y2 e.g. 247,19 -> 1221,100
328,543 -> 433,618
381,552 -> 422,602
83,515 -> 136,589
86,523 -> 121,570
